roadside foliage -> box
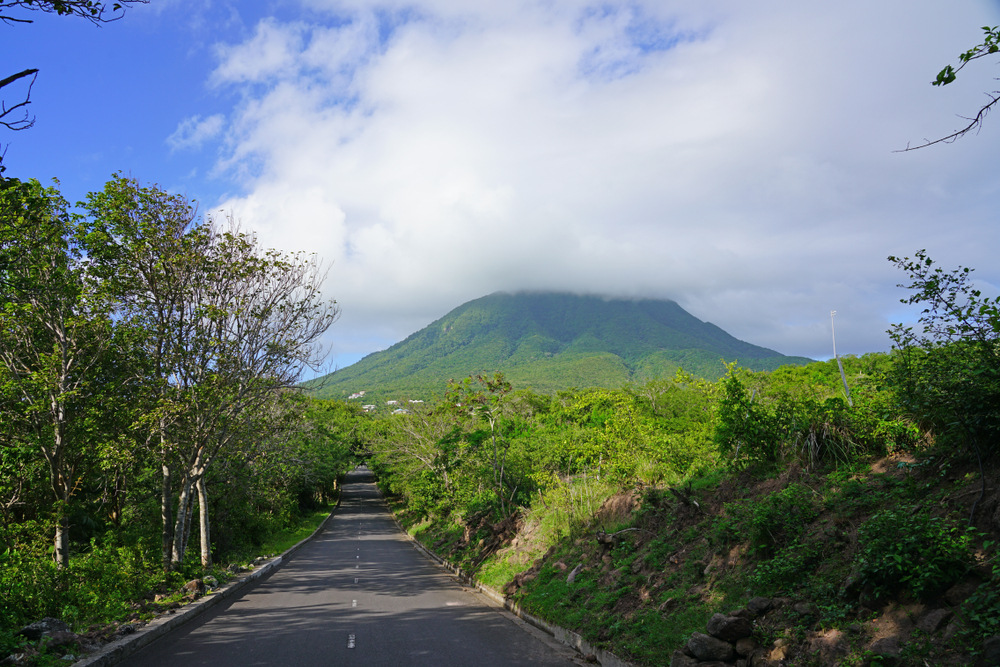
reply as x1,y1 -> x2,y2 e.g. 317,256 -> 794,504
362,253 -> 999,667
0,175 -> 352,645
2,194 -> 998,667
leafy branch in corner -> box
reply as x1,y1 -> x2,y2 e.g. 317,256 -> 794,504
899,25 -> 1000,151
0,0 -> 146,170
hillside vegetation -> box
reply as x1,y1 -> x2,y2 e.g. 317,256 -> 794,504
3,240 -> 998,667
372,356 -> 998,666
0,176 -> 361,664
361,253 -> 1000,667
307,292 -> 813,404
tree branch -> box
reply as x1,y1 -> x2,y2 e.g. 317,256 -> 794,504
0,1 -> 145,26
896,88 -> 1000,152
0,68 -> 38,131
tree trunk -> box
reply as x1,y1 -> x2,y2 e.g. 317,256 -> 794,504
49,394 -> 70,569
53,515 -> 69,569
161,462 -> 174,571
197,476 -> 211,568
171,478 -> 193,566
183,480 -> 196,555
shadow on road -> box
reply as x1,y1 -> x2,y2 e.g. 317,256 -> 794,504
117,467 -> 575,667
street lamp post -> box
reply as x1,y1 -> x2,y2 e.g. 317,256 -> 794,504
831,311 -> 852,407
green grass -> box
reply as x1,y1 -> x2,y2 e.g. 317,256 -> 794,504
478,554 -> 529,589
255,501 -> 338,556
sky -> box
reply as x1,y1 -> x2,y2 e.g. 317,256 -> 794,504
3,0 -> 1000,374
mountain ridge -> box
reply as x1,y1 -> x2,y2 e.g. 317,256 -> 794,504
307,291 -> 813,401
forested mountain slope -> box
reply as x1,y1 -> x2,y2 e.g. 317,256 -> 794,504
308,292 -> 812,401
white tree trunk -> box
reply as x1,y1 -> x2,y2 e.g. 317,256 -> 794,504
161,462 -> 174,571
171,478 -> 193,566
197,477 -> 211,568
53,518 -> 69,569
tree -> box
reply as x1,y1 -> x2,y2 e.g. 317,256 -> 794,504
79,174 -> 209,569
80,175 -> 340,568
902,25 -> 1000,150
0,0 -> 144,169
167,225 -> 339,568
0,178 -> 113,567
887,250 -> 1000,451
443,373 -> 524,516
367,404 -> 459,515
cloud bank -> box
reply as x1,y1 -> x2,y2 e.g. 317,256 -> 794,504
194,0 -> 1000,367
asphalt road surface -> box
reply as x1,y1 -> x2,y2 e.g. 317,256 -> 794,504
119,467 -> 581,667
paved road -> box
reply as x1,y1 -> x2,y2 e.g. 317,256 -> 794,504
119,468 -> 581,667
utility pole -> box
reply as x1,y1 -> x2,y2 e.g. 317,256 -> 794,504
831,311 -> 852,407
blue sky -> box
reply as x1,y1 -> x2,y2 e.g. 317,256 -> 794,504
4,0 -> 1000,374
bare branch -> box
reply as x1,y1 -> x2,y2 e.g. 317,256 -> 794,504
0,68 -> 38,131
896,88 -> 1000,152
0,0 -> 145,26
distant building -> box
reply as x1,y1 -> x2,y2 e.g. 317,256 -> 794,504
391,408 -> 410,415
386,400 -> 399,405
362,405 -> 376,412
408,399 -> 424,404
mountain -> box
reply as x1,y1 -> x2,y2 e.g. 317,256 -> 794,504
306,292 -> 813,402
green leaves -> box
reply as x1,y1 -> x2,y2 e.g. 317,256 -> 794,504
932,25 -> 1000,85
903,25 -> 1000,149
887,251 -> 1000,452
855,507 -> 975,599
933,65 -> 957,86
714,364 -> 784,468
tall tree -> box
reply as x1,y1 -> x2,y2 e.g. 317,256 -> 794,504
164,226 -> 340,567
443,373 -> 519,515
81,176 -> 340,568
887,250 -> 1000,449
80,174 -> 208,569
0,177 -> 112,566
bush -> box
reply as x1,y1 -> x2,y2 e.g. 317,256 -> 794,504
715,367 -> 785,467
0,532 -> 164,630
749,540 -> 823,591
888,251 -> 1000,453
717,360 -> 917,470
854,507 -> 974,599
713,483 -> 818,557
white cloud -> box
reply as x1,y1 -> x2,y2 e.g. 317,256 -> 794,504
206,0 -> 1000,365
212,19 -> 307,85
167,114 -> 225,151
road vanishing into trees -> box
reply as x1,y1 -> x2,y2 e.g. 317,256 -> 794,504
119,468 -> 582,667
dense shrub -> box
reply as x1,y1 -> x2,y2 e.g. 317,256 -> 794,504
0,535 -> 165,629
854,507 -> 975,599
888,252 -> 1000,453
713,483 -> 818,557
749,540 -> 823,591
716,361 -> 917,470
